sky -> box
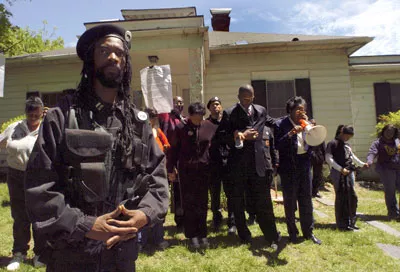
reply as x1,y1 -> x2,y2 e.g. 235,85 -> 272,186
4,0 -> 400,56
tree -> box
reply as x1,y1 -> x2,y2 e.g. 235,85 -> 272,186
375,110 -> 400,136
0,1 -> 64,57
0,4 -> 12,41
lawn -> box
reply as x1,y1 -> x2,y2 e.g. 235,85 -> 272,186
0,179 -> 399,272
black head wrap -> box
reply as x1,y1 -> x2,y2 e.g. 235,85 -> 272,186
76,24 -> 132,61
207,96 -> 222,109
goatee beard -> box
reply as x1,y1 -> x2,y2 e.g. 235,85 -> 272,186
95,67 -> 123,88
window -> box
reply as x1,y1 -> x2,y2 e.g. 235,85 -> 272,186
374,83 -> 400,119
267,80 -> 295,118
26,91 -> 40,99
41,92 -> 63,108
252,78 -> 313,119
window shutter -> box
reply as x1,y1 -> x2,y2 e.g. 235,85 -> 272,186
26,91 -> 41,99
295,78 -> 313,119
390,84 -> 400,112
251,80 -> 267,109
374,82 -> 392,119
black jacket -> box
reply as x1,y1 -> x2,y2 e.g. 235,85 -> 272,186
167,119 -> 217,172
262,126 -> 279,171
225,103 -> 274,177
310,142 -> 326,165
274,116 -> 311,173
207,112 -> 230,166
24,96 -> 169,263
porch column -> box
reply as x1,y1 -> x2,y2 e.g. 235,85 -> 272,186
188,48 -> 204,103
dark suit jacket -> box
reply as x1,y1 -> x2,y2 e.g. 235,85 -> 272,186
225,103 -> 274,177
262,126 -> 278,171
274,116 -> 311,173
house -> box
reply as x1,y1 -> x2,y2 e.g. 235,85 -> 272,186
1,6 -> 399,177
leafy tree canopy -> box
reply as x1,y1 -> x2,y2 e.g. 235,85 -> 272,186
375,109 -> 400,136
0,1 -> 64,57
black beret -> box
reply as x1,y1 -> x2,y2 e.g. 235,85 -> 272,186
76,24 -> 132,61
207,96 -> 222,109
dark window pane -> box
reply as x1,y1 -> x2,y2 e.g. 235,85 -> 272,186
267,80 -> 295,118
373,82 -> 392,119
251,80 -> 267,109
391,83 -> 400,112
41,92 -> 61,108
295,78 -> 313,119
26,91 -> 40,99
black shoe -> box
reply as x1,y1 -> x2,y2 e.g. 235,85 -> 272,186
189,237 -> 200,250
306,234 -> 322,245
339,226 -> 354,232
200,237 -> 210,249
350,224 -> 360,230
247,215 -> 256,226
228,225 -> 237,235
270,232 -> 282,250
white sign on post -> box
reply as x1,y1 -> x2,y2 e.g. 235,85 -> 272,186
0,54 -> 5,97
140,65 -> 173,114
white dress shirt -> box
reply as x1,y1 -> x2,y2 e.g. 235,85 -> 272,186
289,117 -> 307,155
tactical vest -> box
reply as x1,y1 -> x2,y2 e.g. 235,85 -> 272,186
61,105 -> 150,214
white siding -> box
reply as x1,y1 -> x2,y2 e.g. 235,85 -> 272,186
0,60 -> 81,124
350,69 -> 400,159
205,49 -> 353,142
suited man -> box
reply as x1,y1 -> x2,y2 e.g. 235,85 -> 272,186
225,84 -> 280,247
274,96 -> 321,245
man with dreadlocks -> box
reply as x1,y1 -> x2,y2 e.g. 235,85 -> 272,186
24,24 -> 169,271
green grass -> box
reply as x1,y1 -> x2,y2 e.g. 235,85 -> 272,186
0,180 -> 399,272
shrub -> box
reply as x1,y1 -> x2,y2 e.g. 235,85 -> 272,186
375,109 -> 400,136
0,114 -> 26,133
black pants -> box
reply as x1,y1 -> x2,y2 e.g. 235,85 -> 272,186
312,160 -> 324,196
46,239 -> 138,272
232,166 -> 279,242
209,163 -> 235,227
331,169 -> 358,228
7,167 -> 43,255
280,154 -> 314,238
179,164 -> 209,239
170,180 -> 184,227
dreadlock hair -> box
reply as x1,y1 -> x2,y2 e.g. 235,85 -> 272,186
73,40 -> 137,168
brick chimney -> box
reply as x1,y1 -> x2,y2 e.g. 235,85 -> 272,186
210,8 -> 232,32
